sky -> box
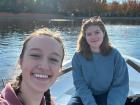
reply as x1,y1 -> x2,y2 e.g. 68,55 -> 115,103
107,0 -> 140,3
107,0 -> 122,3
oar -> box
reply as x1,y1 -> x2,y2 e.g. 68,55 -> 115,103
60,66 -> 72,76
124,55 -> 140,73
126,59 -> 140,73
60,60 -> 72,76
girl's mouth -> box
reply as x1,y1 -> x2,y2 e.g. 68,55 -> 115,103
32,73 -> 52,79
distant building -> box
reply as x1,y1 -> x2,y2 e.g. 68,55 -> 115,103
96,0 -> 106,3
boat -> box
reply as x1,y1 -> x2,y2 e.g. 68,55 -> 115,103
0,55 -> 140,104
50,55 -> 140,105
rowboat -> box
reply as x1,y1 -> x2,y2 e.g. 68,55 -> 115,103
0,55 -> 140,104
51,55 -> 140,105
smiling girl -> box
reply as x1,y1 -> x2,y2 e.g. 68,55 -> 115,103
0,28 -> 64,105
68,16 -> 129,105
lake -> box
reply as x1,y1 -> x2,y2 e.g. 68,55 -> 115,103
0,22 -> 140,80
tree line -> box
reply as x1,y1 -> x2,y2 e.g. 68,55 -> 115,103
0,0 -> 140,17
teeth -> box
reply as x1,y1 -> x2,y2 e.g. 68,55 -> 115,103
33,73 -> 49,79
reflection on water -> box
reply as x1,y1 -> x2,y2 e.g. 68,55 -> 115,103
0,20 -> 140,79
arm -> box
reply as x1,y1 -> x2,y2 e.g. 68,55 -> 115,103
107,51 -> 129,105
72,53 -> 97,105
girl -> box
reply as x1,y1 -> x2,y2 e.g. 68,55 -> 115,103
0,28 -> 64,105
68,16 -> 129,105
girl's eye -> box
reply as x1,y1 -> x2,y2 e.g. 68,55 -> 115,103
95,31 -> 100,34
86,33 -> 92,36
30,54 -> 41,58
49,58 -> 59,63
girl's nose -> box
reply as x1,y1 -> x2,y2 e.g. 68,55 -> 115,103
38,59 -> 49,70
90,33 -> 96,38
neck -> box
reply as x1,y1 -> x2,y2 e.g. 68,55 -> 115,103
19,82 -> 44,105
90,46 -> 100,53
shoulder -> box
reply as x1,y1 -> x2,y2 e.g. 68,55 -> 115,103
110,48 -> 123,58
73,52 -> 84,59
0,88 -> 9,105
111,48 -> 120,54
72,52 -> 84,66
0,83 -> 20,105
111,48 -> 126,65
0,97 -> 9,105
72,52 -> 85,62
73,52 -> 81,56
72,52 -> 80,60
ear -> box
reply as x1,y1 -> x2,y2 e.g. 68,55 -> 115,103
18,58 -> 23,69
103,31 -> 105,37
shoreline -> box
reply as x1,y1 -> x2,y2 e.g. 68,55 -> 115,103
0,12 -> 140,20
0,12 -> 140,25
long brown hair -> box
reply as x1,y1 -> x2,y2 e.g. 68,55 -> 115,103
11,28 -> 65,105
77,16 -> 112,60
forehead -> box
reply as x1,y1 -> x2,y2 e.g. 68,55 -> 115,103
86,25 -> 101,31
26,35 -> 62,54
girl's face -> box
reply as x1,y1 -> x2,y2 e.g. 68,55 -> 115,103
20,35 -> 63,93
85,25 -> 104,52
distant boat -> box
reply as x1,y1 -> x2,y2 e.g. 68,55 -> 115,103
51,55 -> 140,105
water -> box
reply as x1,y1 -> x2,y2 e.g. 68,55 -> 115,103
0,24 -> 140,79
